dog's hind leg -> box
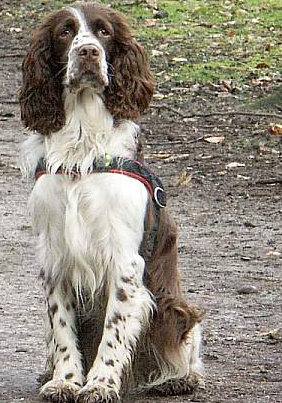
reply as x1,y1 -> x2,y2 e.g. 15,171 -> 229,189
147,321 -> 204,396
136,208 -> 204,396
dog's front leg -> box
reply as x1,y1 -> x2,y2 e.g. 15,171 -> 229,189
77,254 -> 154,403
40,282 -> 84,402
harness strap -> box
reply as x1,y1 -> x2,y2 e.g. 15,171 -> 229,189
35,157 -> 166,209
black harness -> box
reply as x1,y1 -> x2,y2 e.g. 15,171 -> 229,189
35,157 -> 166,209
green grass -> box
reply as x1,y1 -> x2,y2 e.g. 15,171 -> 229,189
1,0 -> 282,87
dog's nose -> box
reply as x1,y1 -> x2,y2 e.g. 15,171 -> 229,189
78,45 -> 100,60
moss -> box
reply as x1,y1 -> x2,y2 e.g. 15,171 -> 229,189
1,0 -> 281,87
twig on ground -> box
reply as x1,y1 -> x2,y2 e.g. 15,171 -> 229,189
251,179 -> 282,185
151,103 -> 282,120
186,136 -> 205,144
0,54 -> 24,59
0,100 -> 18,104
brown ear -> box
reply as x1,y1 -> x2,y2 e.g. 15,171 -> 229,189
19,22 -> 65,135
105,40 -> 154,119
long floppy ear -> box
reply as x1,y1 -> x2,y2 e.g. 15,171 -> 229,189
105,39 -> 155,119
19,21 -> 65,135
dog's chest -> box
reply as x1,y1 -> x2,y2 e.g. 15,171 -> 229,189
44,90 -> 139,174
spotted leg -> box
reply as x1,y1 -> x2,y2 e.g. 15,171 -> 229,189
28,176 -> 84,401
40,282 -> 84,402
77,254 -> 154,403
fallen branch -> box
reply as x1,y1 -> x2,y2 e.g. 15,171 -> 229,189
151,103 -> 282,120
186,135 -> 205,144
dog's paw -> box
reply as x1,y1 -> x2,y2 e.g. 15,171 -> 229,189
187,371 -> 205,390
76,384 -> 119,403
40,379 -> 81,402
144,372 -> 205,396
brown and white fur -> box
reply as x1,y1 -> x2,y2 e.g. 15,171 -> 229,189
19,2 -> 204,402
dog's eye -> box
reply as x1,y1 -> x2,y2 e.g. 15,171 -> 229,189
60,26 -> 74,38
98,28 -> 110,37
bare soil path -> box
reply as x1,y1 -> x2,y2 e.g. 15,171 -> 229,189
0,15 -> 282,403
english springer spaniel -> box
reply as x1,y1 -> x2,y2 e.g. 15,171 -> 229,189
19,2 -> 204,402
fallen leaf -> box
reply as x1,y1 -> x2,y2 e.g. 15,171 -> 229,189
144,19 -> 157,27
151,49 -> 164,57
259,144 -> 279,154
251,76 -> 272,86
204,135 -> 225,144
226,162 -> 245,169
268,124 -> 282,135
153,92 -> 166,100
261,328 -> 282,341
250,18 -> 261,24
265,43 -> 274,51
145,152 -> 171,160
266,250 -> 281,258
164,153 -> 190,163
223,20 -> 236,26
227,29 -> 236,37
237,285 -> 258,295
268,328 -> 282,340
172,57 -> 188,63
10,27 -> 22,33
170,170 -> 192,187
190,84 -> 201,92
256,61 -> 270,69
237,174 -> 250,180
222,80 -> 235,92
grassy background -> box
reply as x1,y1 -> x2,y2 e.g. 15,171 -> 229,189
1,0 -> 282,88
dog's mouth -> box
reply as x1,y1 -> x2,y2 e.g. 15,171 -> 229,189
66,68 -> 109,93
66,69 -> 108,93
80,71 -> 98,83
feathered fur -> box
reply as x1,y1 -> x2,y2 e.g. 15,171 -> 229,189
19,3 -> 204,402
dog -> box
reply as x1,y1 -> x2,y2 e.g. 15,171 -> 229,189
19,2 -> 204,402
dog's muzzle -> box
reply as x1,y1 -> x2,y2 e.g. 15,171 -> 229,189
66,35 -> 109,91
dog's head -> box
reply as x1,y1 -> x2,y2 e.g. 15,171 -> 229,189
19,2 -> 154,135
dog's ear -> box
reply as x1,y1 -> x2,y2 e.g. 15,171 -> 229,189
19,17 -> 65,135
105,38 -> 155,120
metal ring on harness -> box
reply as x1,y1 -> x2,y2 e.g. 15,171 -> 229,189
154,186 -> 166,208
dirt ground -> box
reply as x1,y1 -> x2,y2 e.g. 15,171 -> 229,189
1,9 -> 282,403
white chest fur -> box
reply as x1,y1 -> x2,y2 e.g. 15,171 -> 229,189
45,89 -> 139,175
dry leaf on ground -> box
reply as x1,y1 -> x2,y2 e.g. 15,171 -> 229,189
144,19 -> 157,27
204,136 -> 225,144
261,328 -> 282,341
268,124 -> 282,135
226,162 -> 245,169
266,250 -> 281,258
170,170 -> 192,187
145,152 -> 171,160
